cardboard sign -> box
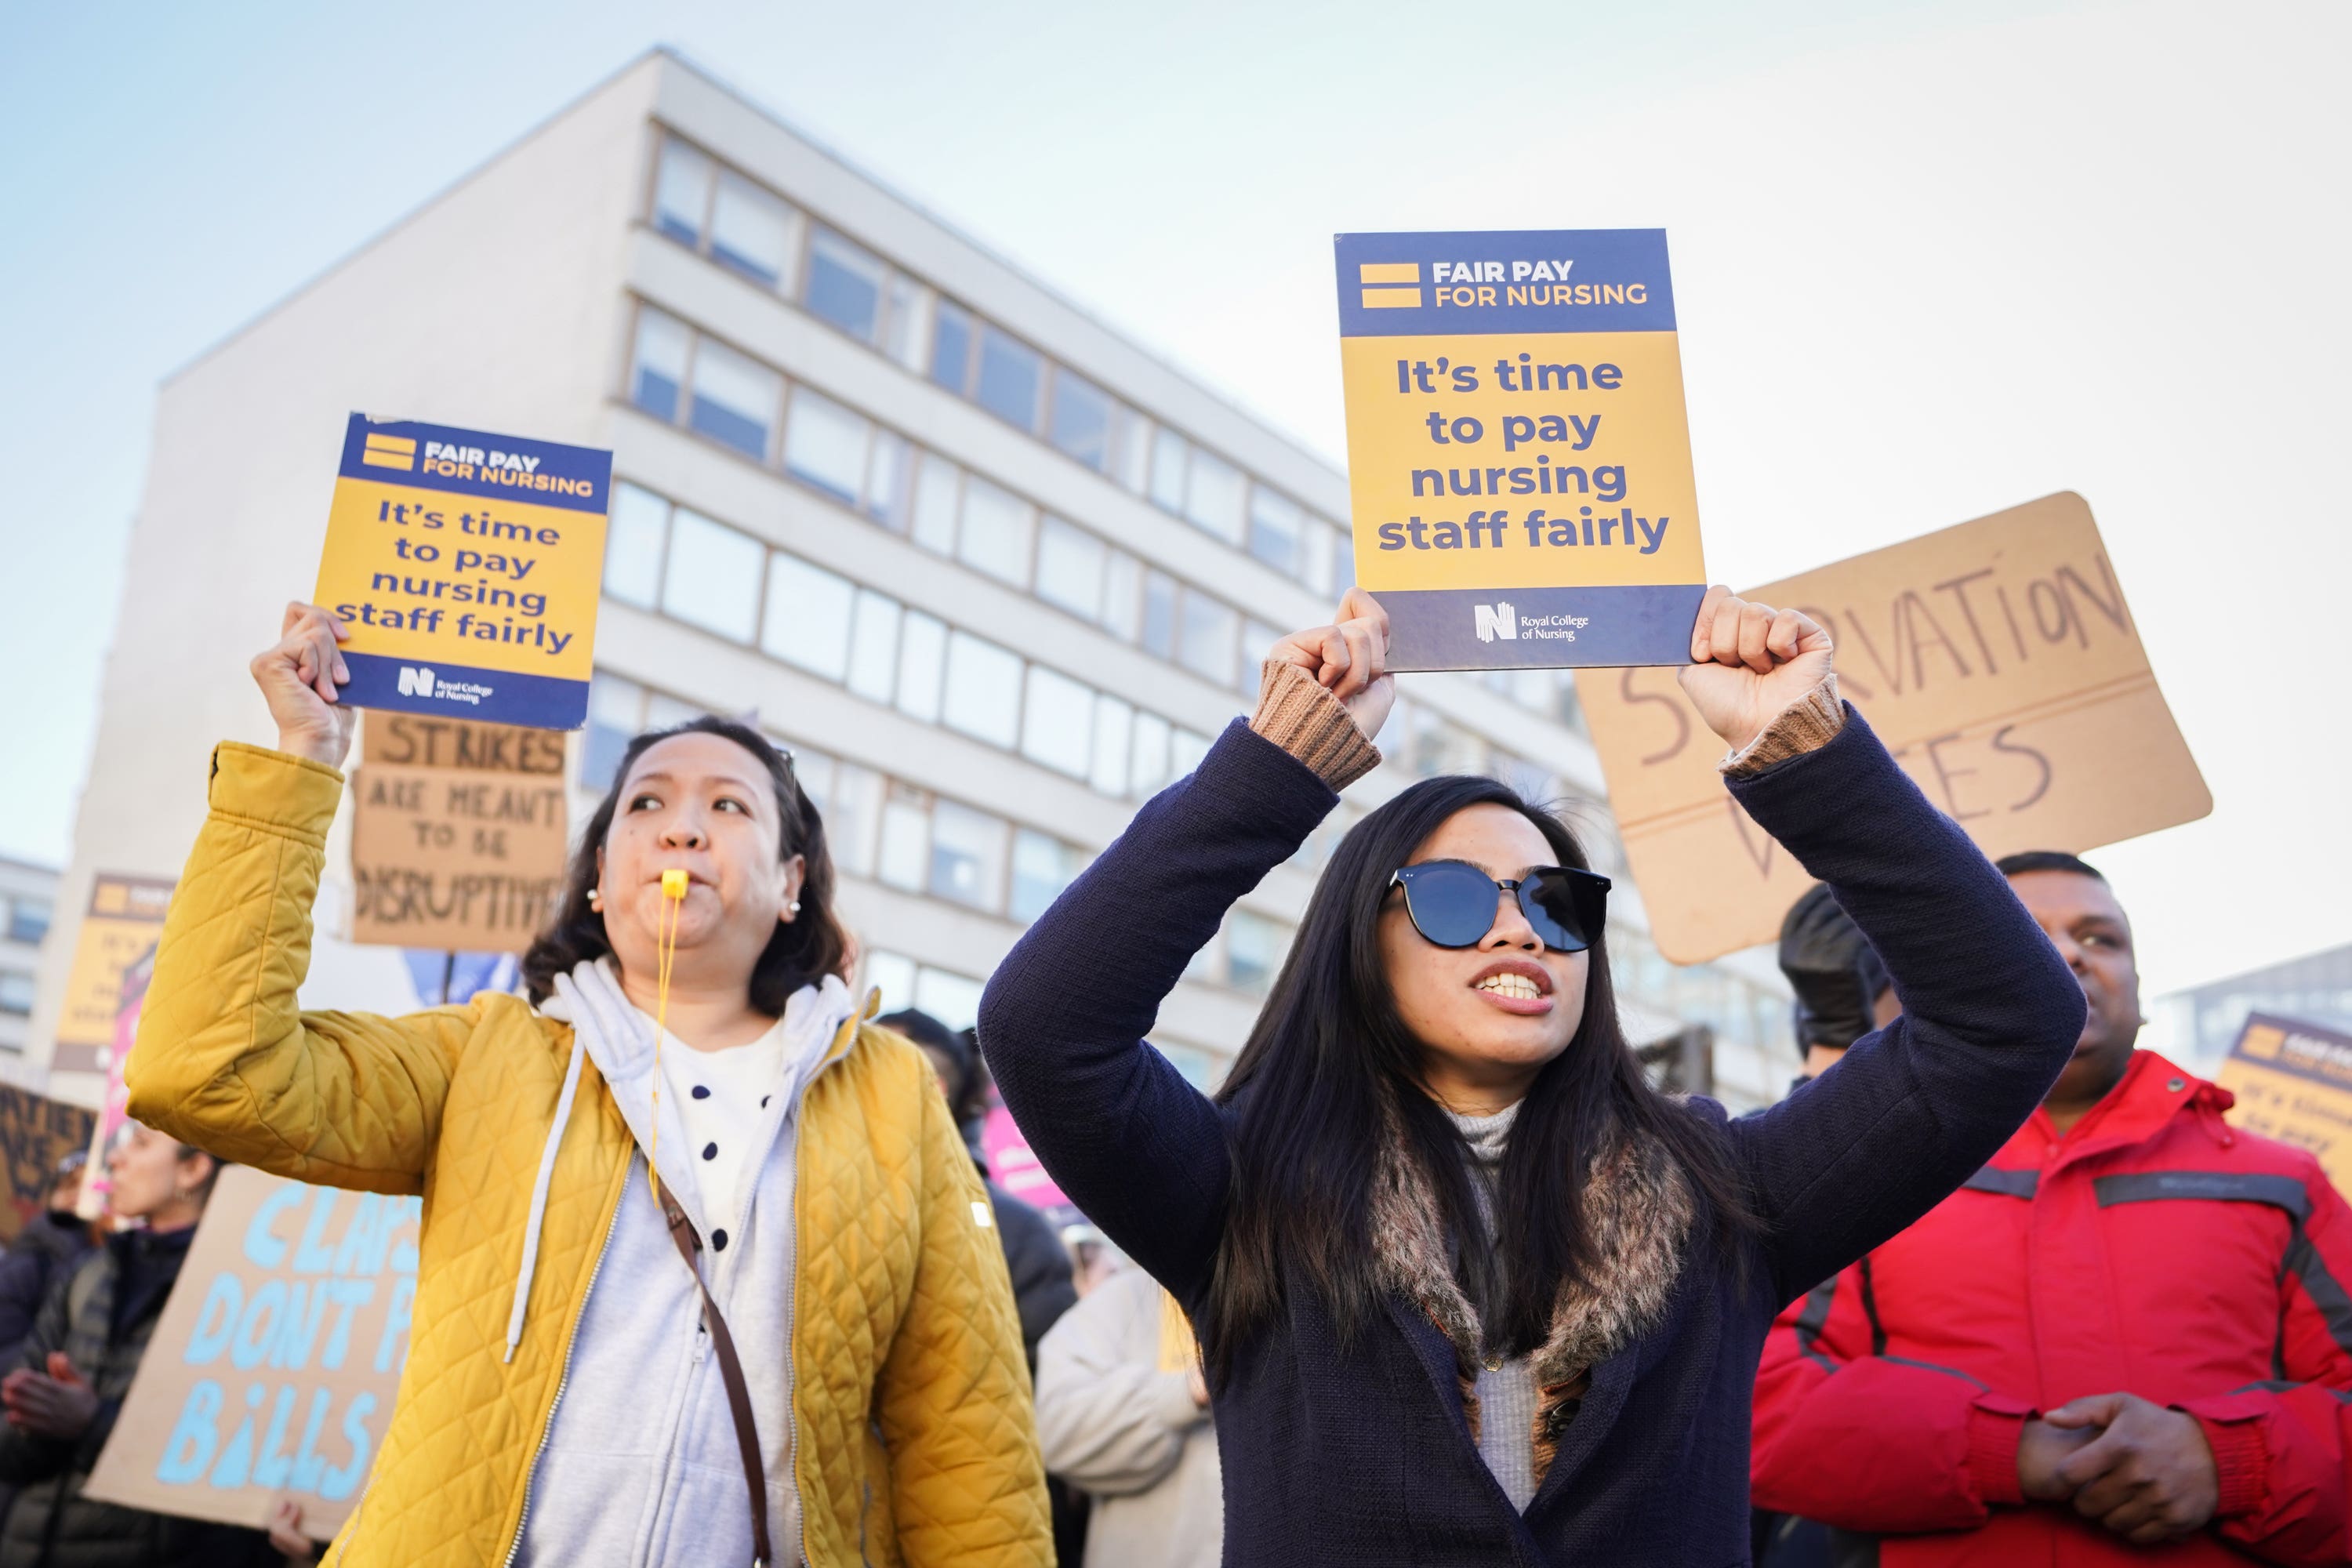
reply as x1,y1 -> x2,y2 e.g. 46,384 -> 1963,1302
1574,494 -> 2209,963
314,413 -> 612,730
0,1085 -> 95,1241
51,873 -> 175,1076
1334,230 -> 1705,670
349,716 -> 570,953
82,1167 -> 419,1541
2218,1014 -> 2352,1196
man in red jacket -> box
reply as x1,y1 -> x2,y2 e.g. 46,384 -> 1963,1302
1752,851 -> 2352,1566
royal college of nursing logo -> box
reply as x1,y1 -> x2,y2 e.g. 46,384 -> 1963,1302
1474,602 -> 1518,643
396,665 -> 492,706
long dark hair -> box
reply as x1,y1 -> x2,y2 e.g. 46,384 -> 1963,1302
522,715 -> 852,1013
1203,774 -> 1761,1379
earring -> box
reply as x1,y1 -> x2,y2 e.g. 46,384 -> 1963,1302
786,901 -> 800,915
587,887 -> 603,909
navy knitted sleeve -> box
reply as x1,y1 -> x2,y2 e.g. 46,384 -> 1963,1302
1724,706 -> 2085,1303
978,720 -> 1340,1302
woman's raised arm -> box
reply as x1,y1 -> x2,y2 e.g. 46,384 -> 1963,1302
124,604 -> 475,1194
978,593 -> 1391,1303
1686,591 -> 2084,1301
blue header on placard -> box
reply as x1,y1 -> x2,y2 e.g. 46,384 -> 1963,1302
1334,229 -> 1677,338
337,413 -> 612,514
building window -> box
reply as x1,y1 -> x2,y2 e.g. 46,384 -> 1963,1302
823,760 -> 884,877
878,791 -> 930,891
1178,593 -> 1239,687
895,611 -> 948,724
710,171 -> 793,288
761,553 -> 856,681
782,387 -> 871,504
5,898 -> 52,947
1299,517 -> 1337,596
1149,426 -> 1188,514
688,338 -> 782,460
1100,550 -> 1142,642
882,277 -> 931,372
929,800 -> 1010,910
1184,448 -> 1247,545
930,299 -> 975,394
1020,665 -> 1094,779
1131,711 -> 1173,797
583,673 -> 647,791
662,510 -> 764,642
652,139 -> 714,247
942,632 -> 1023,749
1140,570 -> 1178,661
1247,486 -> 1305,575
805,226 -> 887,343
1048,370 -> 1112,471
844,590 -> 901,703
909,453 -> 960,557
1034,517 -> 1105,622
1226,911 -> 1286,995
1010,830 -> 1083,923
1089,695 -> 1133,798
0,972 -> 33,1017
864,430 -> 910,529
975,325 -> 1044,433
604,483 -> 670,611
913,967 -> 987,1033
630,309 -> 691,421
956,477 -> 1035,587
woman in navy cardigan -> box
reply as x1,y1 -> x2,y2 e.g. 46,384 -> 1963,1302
978,588 -> 2083,1566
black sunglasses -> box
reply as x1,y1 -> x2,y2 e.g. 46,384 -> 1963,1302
1388,860 -> 1611,952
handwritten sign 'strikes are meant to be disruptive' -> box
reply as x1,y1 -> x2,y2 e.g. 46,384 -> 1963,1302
1334,230 -> 1707,670
314,414 -> 614,730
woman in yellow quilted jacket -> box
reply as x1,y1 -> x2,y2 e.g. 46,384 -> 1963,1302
124,603 -> 1051,1568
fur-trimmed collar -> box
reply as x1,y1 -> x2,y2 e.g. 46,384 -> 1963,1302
1370,1094 -> 1693,1392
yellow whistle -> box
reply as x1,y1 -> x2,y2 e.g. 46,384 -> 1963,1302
662,869 -> 689,898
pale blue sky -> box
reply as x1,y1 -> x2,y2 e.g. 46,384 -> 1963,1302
2,0 -> 2345,999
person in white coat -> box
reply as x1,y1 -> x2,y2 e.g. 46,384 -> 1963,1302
1034,1264 -> 1224,1568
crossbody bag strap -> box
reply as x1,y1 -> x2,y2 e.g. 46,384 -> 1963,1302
662,1193 -> 775,1568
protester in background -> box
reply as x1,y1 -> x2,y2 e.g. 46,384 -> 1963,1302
1034,1264 -> 1222,1568
878,1009 -> 1077,1363
0,1152 -> 94,1370
979,587 -> 2082,1564
0,1123 -> 278,1567
122,603 -> 1049,1567
1752,851 -> 2352,1565
1776,883 -> 1896,1086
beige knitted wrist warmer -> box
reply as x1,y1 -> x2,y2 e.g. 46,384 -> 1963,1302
1249,659 -> 1382,790
1720,675 -> 1846,778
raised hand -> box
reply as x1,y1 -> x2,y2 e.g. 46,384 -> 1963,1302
1675,585 -> 1836,753
251,601 -> 357,769
1265,587 -> 1396,742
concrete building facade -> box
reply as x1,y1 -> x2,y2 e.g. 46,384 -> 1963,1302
27,52 -> 1792,1109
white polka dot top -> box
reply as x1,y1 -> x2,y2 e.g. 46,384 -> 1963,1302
654,1016 -> 789,1255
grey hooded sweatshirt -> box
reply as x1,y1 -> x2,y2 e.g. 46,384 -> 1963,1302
510,959 -> 857,1567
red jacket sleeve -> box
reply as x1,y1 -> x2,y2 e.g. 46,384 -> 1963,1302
2177,1164 -> 2352,1566
1752,1265 -> 2035,1534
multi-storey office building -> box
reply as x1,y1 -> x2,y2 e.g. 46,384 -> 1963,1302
27,51 -> 1791,1108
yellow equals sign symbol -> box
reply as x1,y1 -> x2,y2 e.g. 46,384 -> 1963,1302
1359,262 -> 1422,309
361,432 -> 417,470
